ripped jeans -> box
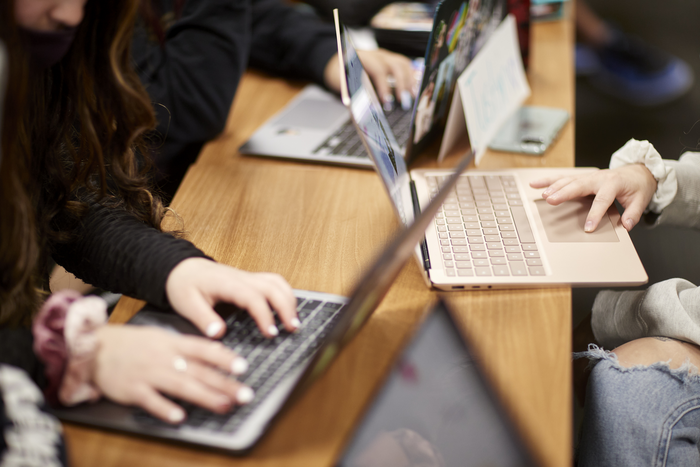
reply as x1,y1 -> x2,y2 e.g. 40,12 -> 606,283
577,345 -> 700,467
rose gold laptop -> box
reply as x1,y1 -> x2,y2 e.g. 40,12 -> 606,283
335,10 -> 648,290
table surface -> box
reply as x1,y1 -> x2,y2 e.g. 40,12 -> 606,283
63,15 -> 575,467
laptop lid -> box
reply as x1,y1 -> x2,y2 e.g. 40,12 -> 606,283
405,0 -> 506,164
336,300 -> 539,466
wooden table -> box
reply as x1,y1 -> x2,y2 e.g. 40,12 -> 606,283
64,15 -> 575,467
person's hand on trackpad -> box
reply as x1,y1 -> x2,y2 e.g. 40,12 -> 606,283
529,164 -> 658,232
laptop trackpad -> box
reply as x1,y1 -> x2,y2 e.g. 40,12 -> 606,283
275,99 -> 347,130
535,198 -> 619,243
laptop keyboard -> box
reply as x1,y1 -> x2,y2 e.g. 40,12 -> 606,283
428,174 -> 546,278
133,294 -> 345,432
313,105 -> 413,158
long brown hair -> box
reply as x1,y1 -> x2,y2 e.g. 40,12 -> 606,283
0,0 -> 165,325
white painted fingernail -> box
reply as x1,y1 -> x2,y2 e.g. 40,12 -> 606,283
206,322 -> 223,338
231,357 -> 249,375
169,408 -> 185,423
267,324 -> 279,337
237,386 -> 255,405
400,90 -> 412,110
290,318 -> 301,329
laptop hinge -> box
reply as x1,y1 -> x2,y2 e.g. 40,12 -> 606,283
410,180 -> 431,271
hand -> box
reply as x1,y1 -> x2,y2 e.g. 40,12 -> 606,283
93,325 -> 253,423
166,258 -> 298,339
324,49 -> 418,110
530,164 -> 657,232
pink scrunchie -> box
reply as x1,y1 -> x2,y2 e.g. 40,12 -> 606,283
33,290 -> 108,406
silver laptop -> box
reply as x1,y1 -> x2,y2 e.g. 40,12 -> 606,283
53,140 -> 475,452
337,300 -> 540,467
335,11 -> 648,290
239,0 -> 505,168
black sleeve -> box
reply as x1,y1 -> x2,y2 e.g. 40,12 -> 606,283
51,202 -> 209,310
132,0 -> 252,195
249,0 -> 338,86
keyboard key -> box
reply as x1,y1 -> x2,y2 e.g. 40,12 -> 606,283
484,235 -> 501,242
449,231 -> 465,238
507,253 -> 524,261
443,253 -> 452,260
489,250 -> 506,257
475,267 -> 492,276
471,251 -> 488,259
506,246 -> 521,253
522,244 -> 538,251
491,257 -> 507,265
457,269 -> 474,277
455,261 -> 472,268
445,261 -> 454,268
486,243 -> 503,249
510,262 -> 528,276
524,251 -> 540,258
470,244 -> 486,251
526,259 -> 543,266
510,206 -> 536,243
453,246 -> 469,252
446,269 -> 456,277
493,265 -> 510,276
474,259 -> 489,267
529,267 -> 546,276
468,237 -> 484,244
454,254 -> 470,261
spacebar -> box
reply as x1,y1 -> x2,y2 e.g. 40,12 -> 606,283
510,206 -> 536,243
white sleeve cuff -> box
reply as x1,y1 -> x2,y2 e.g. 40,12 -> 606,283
609,138 -> 677,213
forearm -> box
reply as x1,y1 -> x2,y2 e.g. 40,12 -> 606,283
133,0 -> 252,180
250,0 -> 338,86
648,152 -> 700,229
51,202 -> 208,309
592,278 -> 700,348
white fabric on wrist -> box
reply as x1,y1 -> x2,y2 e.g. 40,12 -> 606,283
609,138 -> 677,213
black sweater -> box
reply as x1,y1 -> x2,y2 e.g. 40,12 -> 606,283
132,0 -> 338,198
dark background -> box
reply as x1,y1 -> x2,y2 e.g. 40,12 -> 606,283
573,0 -> 700,324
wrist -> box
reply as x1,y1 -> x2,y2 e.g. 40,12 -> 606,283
609,138 -> 677,213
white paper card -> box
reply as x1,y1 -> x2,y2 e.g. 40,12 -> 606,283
457,14 -> 530,165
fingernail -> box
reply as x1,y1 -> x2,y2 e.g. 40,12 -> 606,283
400,90 -> 412,111
267,324 -> 279,337
231,357 -> 249,376
584,221 -> 594,232
290,318 -> 301,329
382,94 -> 394,112
624,218 -> 635,230
542,188 -> 552,197
236,386 -> 255,405
169,408 -> 185,423
206,322 -> 223,338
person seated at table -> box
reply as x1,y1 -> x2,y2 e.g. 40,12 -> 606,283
531,139 -> 700,466
1,0 -> 300,445
135,0 -> 419,199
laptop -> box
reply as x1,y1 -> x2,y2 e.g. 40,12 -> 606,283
239,0 -> 506,168
335,10 -> 648,290
53,137 -> 476,452
336,300 -> 539,467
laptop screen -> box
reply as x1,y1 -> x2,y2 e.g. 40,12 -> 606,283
339,25 -> 415,228
336,301 -> 539,467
